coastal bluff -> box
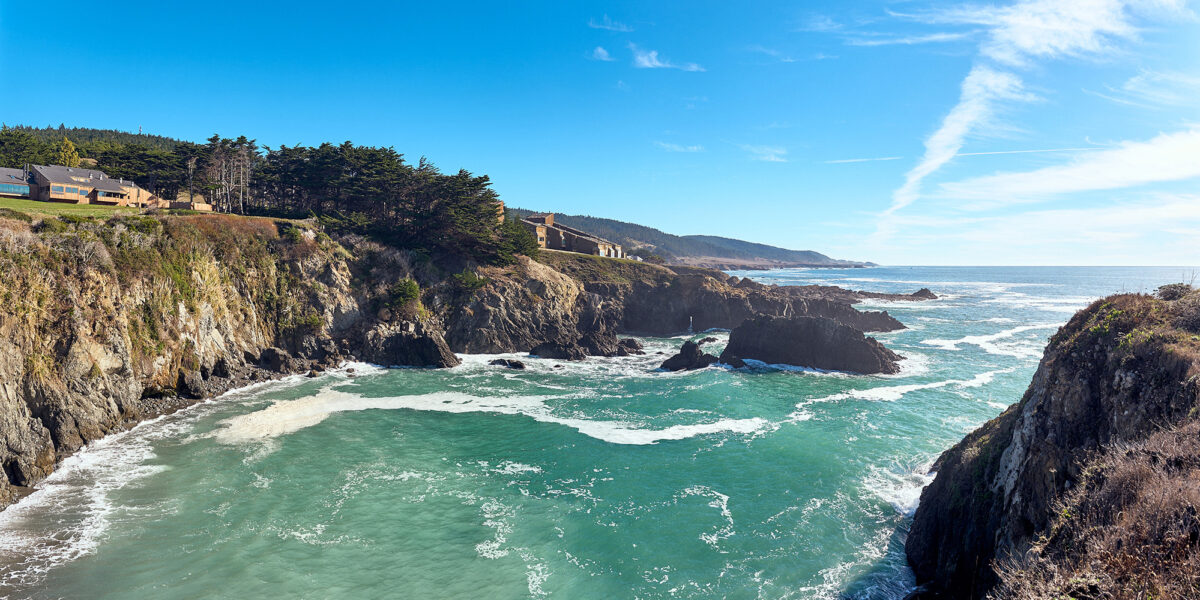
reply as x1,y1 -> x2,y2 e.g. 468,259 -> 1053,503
0,212 -> 925,509
905,288 -> 1200,599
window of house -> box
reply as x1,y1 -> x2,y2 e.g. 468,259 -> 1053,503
51,185 -> 64,193
65,187 -> 78,194
0,183 -> 29,196
79,188 -> 89,195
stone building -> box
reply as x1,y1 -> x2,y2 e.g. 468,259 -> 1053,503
521,213 -> 625,258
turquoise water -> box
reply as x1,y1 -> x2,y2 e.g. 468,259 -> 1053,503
0,267 -> 1191,599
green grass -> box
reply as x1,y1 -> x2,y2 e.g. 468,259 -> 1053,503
0,196 -> 142,218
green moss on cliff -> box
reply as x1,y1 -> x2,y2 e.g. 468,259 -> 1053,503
534,250 -> 676,285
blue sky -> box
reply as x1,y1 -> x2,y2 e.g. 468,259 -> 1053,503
2,0 -> 1198,265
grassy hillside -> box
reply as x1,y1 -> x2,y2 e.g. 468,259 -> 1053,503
509,208 -> 867,266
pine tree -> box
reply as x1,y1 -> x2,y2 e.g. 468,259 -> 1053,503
55,137 -> 80,167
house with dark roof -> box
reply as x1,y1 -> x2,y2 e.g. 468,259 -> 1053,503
521,213 -> 625,258
0,167 -> 32,199
28,164 -> 162,207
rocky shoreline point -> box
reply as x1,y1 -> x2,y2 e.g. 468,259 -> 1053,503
0,214 -> 932,509
905,285 -> 1200,599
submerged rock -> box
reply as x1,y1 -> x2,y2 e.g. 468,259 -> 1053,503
660,340 -> 718,371
718,315 -> 902,374
616,338 -> 644,356
489,359 -> 527,370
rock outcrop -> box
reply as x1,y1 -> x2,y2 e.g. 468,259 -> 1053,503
906,291 -> 1200,599
660,341 -> 718,371
718,315 -> 903,374
0,215 -> 455,506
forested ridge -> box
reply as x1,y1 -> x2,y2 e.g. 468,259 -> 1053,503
0,125 -> 538,265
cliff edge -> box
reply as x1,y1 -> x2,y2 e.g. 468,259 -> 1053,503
906,287 -> 1200,599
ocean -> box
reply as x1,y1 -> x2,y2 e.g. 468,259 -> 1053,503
0,266 -> 1191,599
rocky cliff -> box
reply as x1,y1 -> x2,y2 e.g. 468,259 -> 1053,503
906,289 -> 1200,599
0,214 -> 455,506
0,214 -> 923,510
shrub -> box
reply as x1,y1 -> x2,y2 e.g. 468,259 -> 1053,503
386,278 -> 420,307
1172,293 -> 1200,333
0,208 -> 31,223
35,218 -> 68,234
452,269 -> 488,293
116,215 -> 161,236
1157,283 -> 1194,301
58,214 -> 93,225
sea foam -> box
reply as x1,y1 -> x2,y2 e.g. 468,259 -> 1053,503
212,387 -> 770,446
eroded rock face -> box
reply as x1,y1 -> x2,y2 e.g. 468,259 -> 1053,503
905,294 -> 1200,599
359,322 -> 460,368
718,315 -> 902,374
660,340 -> 718,371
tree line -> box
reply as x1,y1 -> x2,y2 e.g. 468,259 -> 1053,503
0,126 -> 538,265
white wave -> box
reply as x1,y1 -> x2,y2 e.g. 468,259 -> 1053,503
0,375 -> 309,586
787,368 -> 1016,414
213,387 -> 770,446
680,485 -> 735,550
862,463 -> 935,517
922,323 -> 1059,358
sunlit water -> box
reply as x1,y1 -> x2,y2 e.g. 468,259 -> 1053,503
0,266 -> 1191,599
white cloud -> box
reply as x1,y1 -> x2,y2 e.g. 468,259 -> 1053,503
846,31 -> 975,46
877,0 -> 1179,236
897,0 -> 1144,67
740,144 -> 788,162
1091,69 -> 1200,107
592,46 -> 614,61
629,44 -> 705,72
885,65 -> 1031,217
655,141 -> 704,153
939,128 -> 1200,206
589,15 -> 633,32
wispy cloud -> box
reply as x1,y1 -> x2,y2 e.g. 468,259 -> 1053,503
796,15 -> 843,33
589,15 -> 633,32
890,1 -> 1151,67
740,144 -> 788,162
592,46 -> 614,61
655,141 -> 704,153
826,156 -> 904,164
1088,69 -> 1200,108
876,0 -> 1174,237
827,146 -> 1103,164
629,44 -> 705,72
845,31 -> 975,46
939,128 -> 1200,207
885,65 -> 1031,219
748,45 -> 797,63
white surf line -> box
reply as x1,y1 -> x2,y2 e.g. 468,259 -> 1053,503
785,368 -> 1016,422
920,323 -> 1060,357
212,387 -> 770,446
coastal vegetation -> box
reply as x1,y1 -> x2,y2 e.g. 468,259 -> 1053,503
0,125 -> 537,267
